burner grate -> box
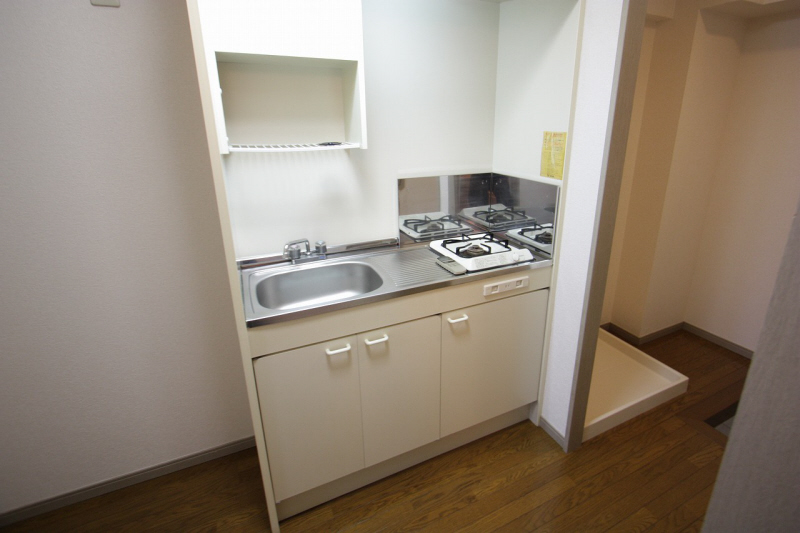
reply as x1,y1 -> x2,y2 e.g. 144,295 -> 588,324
441,233 -> 512,257
473,206 -> 529,224
403,214 -> 463,234
430,232 -> 535,272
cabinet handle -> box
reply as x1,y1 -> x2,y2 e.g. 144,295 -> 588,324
325,344 -> 351,356
447,314 -> 469,324
364,334 -> 389,346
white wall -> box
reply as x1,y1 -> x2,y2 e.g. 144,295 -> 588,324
492,0 -> 580,183
221,0 -> 501,258
684,12 -> 800,350
215,0 -> 586,259
0,1 -> 251,514
603,6 -> 800,352
607,0 -> 701,336
641,10 -> 746,334
601,21 -> 657,324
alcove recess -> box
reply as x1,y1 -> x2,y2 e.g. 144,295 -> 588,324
197,0 -> 368,154
215,52 -> 366,153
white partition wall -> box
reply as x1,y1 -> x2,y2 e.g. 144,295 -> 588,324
540,0 -> 635,441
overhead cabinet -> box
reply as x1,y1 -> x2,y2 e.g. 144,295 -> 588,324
197,0 -> 367,153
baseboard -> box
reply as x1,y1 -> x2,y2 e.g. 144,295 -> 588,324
682,323 -> 753,359
0,436 -> 256,528
601,322 -> 753,359
602,322 -> 683,346
602,322 -> 640,345
705,402 -> 739,428
537,415 -> 568,451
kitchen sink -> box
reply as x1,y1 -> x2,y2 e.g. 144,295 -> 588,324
254,261 -> 384,311
241,246 -> 549,326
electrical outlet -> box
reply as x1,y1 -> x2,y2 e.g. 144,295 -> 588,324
483,276 -> 529,296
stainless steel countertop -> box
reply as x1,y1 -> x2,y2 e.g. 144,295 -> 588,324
241,245 -> 552,327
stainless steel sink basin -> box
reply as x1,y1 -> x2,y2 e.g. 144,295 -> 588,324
254,261 -> 384,311
241,246 -> 549,326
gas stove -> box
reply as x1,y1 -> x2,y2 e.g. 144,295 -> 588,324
507,223 -> 555,255
399,212 -> 471,241
458,204 -> 538,231
429,233 -> 534,272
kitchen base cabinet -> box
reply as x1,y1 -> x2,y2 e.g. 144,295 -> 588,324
358,317 -> 440,467
441,290 -> 548,437
253,335 -> 364,501
254,316 -> 441,501
248,268 -> 553,521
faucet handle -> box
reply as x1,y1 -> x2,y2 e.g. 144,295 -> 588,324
315,240 -> 327,254
284,239 -> 310,259
287,244 -> 302,261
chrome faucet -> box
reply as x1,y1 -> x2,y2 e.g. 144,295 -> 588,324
284,239 -> 327,264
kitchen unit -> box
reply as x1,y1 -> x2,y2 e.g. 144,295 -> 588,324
187,0 -> 575,529
184,0 -> 626,531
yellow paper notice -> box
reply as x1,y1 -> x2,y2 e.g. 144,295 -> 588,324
540,131 -> 567,180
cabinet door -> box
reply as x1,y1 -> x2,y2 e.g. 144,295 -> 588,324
441,290 -> 548,437
358,317 -> 441,466
203,0 -> 364,61
253,336 -> 364,501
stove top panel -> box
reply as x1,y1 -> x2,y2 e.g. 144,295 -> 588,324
429,233 -> 534,272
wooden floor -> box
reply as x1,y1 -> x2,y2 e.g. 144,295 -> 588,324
2,330 -> 749,533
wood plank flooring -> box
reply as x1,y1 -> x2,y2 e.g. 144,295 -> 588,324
2,330 -> 749,532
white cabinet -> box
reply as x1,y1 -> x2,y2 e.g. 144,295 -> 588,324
248,271 -> 552,512
358,317 -> 440,467
253,335 -> 364,501
196,0 -> 367,154
254,316 -> 440,500
200,0 -> 364,61
441,290 -> 548,437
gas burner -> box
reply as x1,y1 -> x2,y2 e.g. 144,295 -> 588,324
430,233 -> 534,272
426,221 -> 444,231
457,243 -> 491,258
399,212 -> 471,241
459,204 -> 538,231
507,224 -> 556,256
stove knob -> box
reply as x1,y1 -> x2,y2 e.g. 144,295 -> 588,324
512,252 -> 519,261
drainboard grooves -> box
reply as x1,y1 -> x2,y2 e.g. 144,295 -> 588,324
368,249 -> 452,287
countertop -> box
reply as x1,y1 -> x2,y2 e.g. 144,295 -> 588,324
241,243 -> 552,327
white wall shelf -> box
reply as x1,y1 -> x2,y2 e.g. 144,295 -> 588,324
228,142 -> 360,153
197,1 -> 367,155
